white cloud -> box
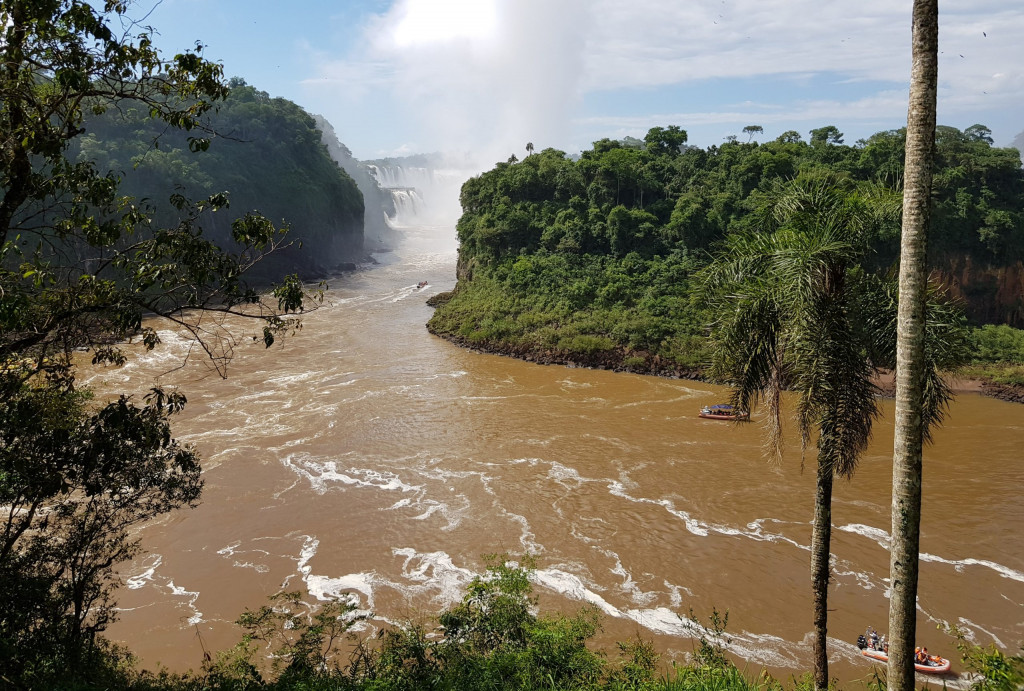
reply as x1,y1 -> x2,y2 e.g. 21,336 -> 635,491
306,0 -> 1024,156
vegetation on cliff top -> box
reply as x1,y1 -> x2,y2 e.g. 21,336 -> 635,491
70,78 -> 366,279
428,125 -> 1024,380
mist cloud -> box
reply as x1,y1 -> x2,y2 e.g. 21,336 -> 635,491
345,0 -> 591,166
306,0 -> 1023,157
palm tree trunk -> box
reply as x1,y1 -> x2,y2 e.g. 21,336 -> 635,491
887,1 -> 938,689
811,461 -> 834,690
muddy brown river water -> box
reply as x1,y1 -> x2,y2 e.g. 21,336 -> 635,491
89,223 -> 1024,685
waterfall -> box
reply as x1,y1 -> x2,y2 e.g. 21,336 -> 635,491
366,163 -> 467,228
387,188 -> 425,226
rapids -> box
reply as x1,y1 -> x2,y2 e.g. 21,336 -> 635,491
93,223 -> 1024,684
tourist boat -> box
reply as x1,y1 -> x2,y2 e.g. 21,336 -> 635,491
859,644 -> 952,675
698,404 -> 749,420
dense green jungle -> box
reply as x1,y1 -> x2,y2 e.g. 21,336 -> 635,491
70,79 -> 366,280
427,125 -> 1024,390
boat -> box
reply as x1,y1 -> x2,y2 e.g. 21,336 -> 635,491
857,638 -> 951,674
698,404 -> 749,420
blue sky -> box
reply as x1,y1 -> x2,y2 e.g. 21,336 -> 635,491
137,0 -> 1024,163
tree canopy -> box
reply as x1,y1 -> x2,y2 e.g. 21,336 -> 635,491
431,122 -> 1019,377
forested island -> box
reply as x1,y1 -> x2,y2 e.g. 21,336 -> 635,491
427,126 -> 1024,396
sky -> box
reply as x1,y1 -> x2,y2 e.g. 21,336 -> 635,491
134,0 -> 1024,165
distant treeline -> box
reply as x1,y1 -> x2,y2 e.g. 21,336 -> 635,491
456,125 -> 1021,268
71,79 -> 365,279
428,125 -> 1024,373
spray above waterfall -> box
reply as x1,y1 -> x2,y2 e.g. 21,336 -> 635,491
309,0 -> 594,232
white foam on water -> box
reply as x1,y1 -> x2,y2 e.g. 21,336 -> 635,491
501,509 -> 543,553
409,499 -> 465,531
533,568 -> 621,618
232,561 -> 270,574
557,379 -> 594,390
167,580 -> 203,625
920,554 -> 1024,582
262,370 -> 322,387
390,285 -> 430,302
181,417 -> 294,442
958,617 -> 1007,648
391,547 -> 475,605
281,454 -> 421,495
226,388 -> 280,405
623,606 -> 689,636
569,519 -> 603,545
608,481 -> 710,537
125,554 -> 163,590
596,547 -> 657,606
743,518 -> 810,551
839,524 -> 1024,583
295,535 -> 373,609
123,552 -> 206,625
534,567 -> 805,669
839,523 -> 891,547
547,461 -> 595,489
419,370 -> 469,381
512,457 -> 810,553
272,434 -> 325,450
214,540 -> 272,576
664,580 -> 693,607
216,541 -> 242,557
832,563 -> 881,591
306,572 -> 374,607
272,476 -> 303,500
297,401 -> 340,416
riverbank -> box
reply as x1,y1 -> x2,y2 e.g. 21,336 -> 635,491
427,292 -> 1024,404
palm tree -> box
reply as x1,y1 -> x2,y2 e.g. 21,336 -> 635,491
525,142 -> 534,157
887,1 -> 940,688
700,173 -> 964,690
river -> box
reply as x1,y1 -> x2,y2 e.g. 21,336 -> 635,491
93,222 -> 1024,684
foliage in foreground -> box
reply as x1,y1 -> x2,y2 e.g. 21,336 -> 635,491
9,555 -> 1024,690
36,557 -> 787,691
0,2 -> 320,687
948,625 -> 1024,691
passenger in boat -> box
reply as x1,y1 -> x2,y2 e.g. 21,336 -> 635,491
869,629 -> 879,650
915,647 -> 927,664
922,648 -> 933,665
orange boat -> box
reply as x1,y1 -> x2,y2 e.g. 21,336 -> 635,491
859,645 -> 951,675
698,404 -> 749,420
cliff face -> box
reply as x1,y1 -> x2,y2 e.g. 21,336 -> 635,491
72,83 -> 367,281
933,255 -> 1024,326
313,114 -> 401,252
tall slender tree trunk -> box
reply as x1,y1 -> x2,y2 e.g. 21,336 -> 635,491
811,461 -> 835,690
888,1 -> 938,689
